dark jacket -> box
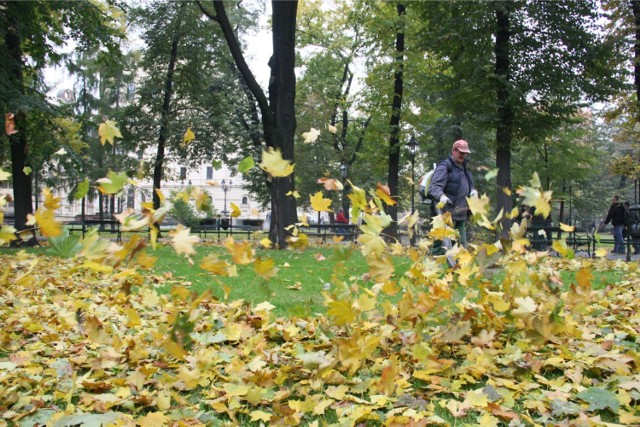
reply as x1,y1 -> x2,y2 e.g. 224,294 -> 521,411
605,203 -> 626,227
428,155 -> 474,221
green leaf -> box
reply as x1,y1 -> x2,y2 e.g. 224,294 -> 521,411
577,387 -> 619,413
211,160 -> 223,170
238,156 -> 255,174
73,177 -> 90,200
97,170 -> 128,195
47,234 -> 82,259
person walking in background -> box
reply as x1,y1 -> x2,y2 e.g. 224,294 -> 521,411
604,195 -> 626,254
623,201 -> 640,254
428,139 -> 477,252
335,208 -> 348,235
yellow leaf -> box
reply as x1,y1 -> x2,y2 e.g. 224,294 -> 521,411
317,177 -> 343,191
42,188 -> 61,210
182,127 -> 195,144
326,385 -> 349,400
286,190 -> 301,198
169,225 -> 200,256
576,267 -> 593,288
0,225 -> 17,245
259,237 -> 273,248
302,127 -> 320,143
595,248 -> 607,258
138,412 -> 169,427
327,123 -> 338,134
98,120 -> 122,146
467,193 -> 490,217
34,208 -> 62,237
0,167 -> 11,181
200,254 -> 236,276
310,191 -> 332,212
223,236 -> 255,264
559,222 -> 575,232
327,300 -> 356,325
254,301 -> 276,311
250,410 -> 272,423
375,183 -> 396,206
259,147 -> 294,177
254,257 -> 278,280
23,166 -> 31,176
230,203 -> 241,218
552,239 -> 569,257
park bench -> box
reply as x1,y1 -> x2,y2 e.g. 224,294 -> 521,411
68,218 -> 122,242
300,223 -> 359,242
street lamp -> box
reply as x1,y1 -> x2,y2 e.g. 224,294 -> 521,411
340,162 -> 349,221
221,179 -> 231,216
409,136 -> 418,245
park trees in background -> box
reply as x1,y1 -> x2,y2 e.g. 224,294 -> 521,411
0,0 -> 122,240
415,0 -> 622,235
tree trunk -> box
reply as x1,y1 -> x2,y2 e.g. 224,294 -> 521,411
267,0 -> 299,248
384,3 -> 406,240
153,2 -> 184,212
5,9 -> 36,244
494,2 -> 513,238
632,0 -> 640,203
206,0 -> 298,248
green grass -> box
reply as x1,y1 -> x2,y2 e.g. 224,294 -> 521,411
147,243 -> 413,317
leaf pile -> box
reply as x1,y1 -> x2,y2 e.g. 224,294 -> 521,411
1,165 -> 640,426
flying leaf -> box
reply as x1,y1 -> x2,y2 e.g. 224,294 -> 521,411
259,238 -> 273,248
34,208 -> 62,237
98,120 -> 122,146
559,222 -> 575,232
0,168 -> 11,181
74,178 -> 90,200
182,127 -> 195,144
42,188 -> 61,210
54,148 -> 67,156
328,124 -> 338,134
23,166 -> 31,176
259,148 -> 294,177
302,127 -> 320,143
310,191 -> 332,212
5,112 -> 16,135
254,257 -> 278,280
327,300 -> 356,325
169,225 -> 200,257
238,156 -> 255,174
286,190 -> 300,198
230,203 -> 241,218
317,177 -> 343,191
375,183 -> 396,206
97,170 -> 128,195
485,168 -> 499,181
223,237 -> 255,264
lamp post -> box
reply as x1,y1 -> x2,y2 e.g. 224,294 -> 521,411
340,162 -> 349,221
409,136 -> 417,245
221,179 -> 231,216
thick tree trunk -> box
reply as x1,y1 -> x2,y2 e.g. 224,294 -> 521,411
494,3 -> 513,238
206,0 -> 298,248
384,3 -> 406,240
5,10 -> 35,244
153,2 -> 184,212
267,0 -> 299,248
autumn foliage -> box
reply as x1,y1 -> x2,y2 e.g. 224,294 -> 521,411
0,125 -> 639,425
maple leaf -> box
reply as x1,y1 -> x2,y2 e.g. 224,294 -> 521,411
317,177 -> 343,191
0,167 -> 11,181
259,147 -> 295,177
577,387 -> 620,412
254,257 -> 278,280
327,300 -> 356,325
97,170 -> 128,195
467,193 -> 490,217
73,177 -> 90,200
5,112 -> 16,135
327,123 -> 338,134
223,236 -> 255,264
23,166 -> 31,176
42,188 -> 61,210
238,156 -> 255,174
286,190 -> 301,198
376,183 -> 396,206
34,208 -> 62,237
182,126 -> 195,144
230,203 -> 241,218
98,119 -> 122,145
302,127 -> 320,143
310,191 -> 332,212
169,225 -> 200,257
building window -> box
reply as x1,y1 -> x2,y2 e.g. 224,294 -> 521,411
241,196 -> 248,205
206,166 -> 213,180
179,167 -> 187,180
